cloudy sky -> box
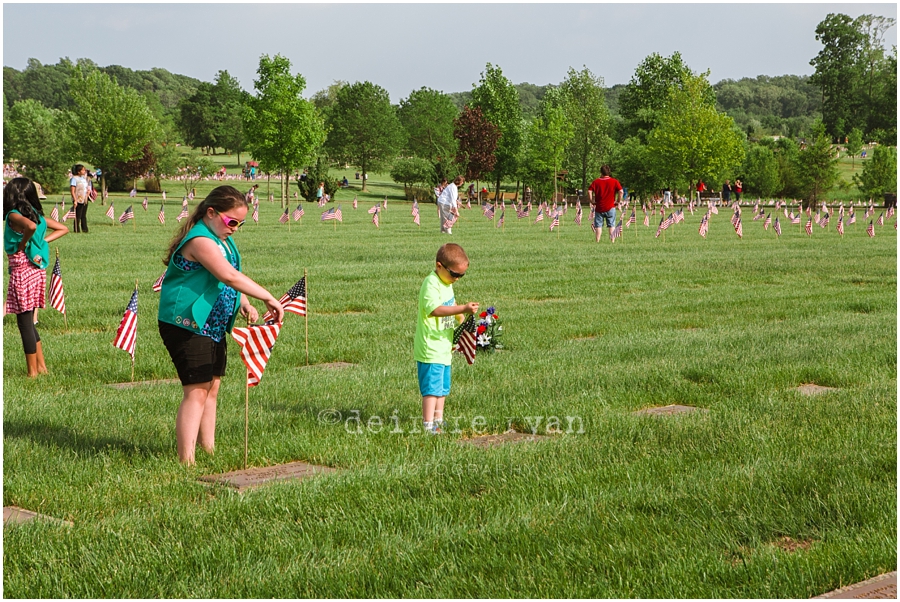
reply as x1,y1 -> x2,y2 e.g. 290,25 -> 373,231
4,3 -> 897,101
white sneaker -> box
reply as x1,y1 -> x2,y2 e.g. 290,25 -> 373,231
447,228 -> 452,234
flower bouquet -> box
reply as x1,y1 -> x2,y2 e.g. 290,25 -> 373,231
475,306 -> 503,352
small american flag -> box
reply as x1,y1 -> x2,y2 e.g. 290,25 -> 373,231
162,191 -> 166,200
188,191 -> 194,201
753,202 -> 759,214
867,220 -> 875,237
698,214 -> 709,238
774,216 -> 782,237
549,211 -> 560,231
655,214 -> 672,238
112,287 -> 138,360
753,210 -> 765,222
453,314 -> 477,365
574,203 -> 582,226
836,216 -> 844,236
129,188 -> 137,198
627,209 -> 636,227
805,218 -> 813,236
279,208 -> 290,223
731,210 -> 740,228
496,210 -> 505,228
353,196 -> 358,209
484,205 -> 495,219
293,204 -> 305,221
152,271 -> 165,292
820,212 -> 830,228
118,205 -> 134,224
182,197 -> 189,208
791,212 -> 801,225
158,204 -> 166,224
735,217 -> 743,238
382,197 -> 387,209
814,211 -> 821,225
367,204 -> 378,214
516,206 -> 528,219
334,205 -> 343,222
710,204 -> 719,215
64,205 -> 77,221
176,206 -> 189,222
142,197 -> 148,211
876,212 -> 884,226
373,207 -> 380,228
849,211 -> 856,224
610,219 -> 622,242
231,322 -> 282,387
411,201 -> 420,225
643,212 -> 649,227
50,204 -> 60,221
534,208 -> 544,223
252,204 -> 259,223
763,213 -> 771,230
49,255 -> 66,314
106,203 -> 115,220
264,276 -> 306,321
442,212 -> 457,230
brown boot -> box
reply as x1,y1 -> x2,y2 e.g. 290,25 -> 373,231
25,353 -> 39,378
35,341 -> 48,374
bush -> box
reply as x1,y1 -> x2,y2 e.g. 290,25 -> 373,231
296,156 -> 339,202
390,157 -> 436,201
142,177 -> 162,193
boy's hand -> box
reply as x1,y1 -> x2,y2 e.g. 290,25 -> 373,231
464,302 -> 479,315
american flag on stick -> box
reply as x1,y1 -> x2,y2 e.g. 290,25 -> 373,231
496,210 -> 505,228
130,188 -> 137,198
118,205 -> 135,224
112,287 -> 138,360
353,196 -> 358,209
231,322 -> 282,387
698,214 -> 709,238
549,211 -> 560,231
252,204 -> 259,223
162,191 -> 166,200
820,213 -> 830,228
442,212 -> 457,231
773,216 -> 782,237
876,212 -> 884,226
655,214 -> 672,238
791,212 -> 801,225
836,216 -> 844,236
610,219 -> 622,242
763,213 -> 771,231
412,201 -> 420,226
805,218 -> 813,236
50,204 -> 60,221
64,205 -> 77,221
484,204 -> 495,219
157,204 -> 165,225
453,314 -> 477,365
279,208 -> 290,224
176,206 -> 189,222
533,208 -> 544,224
643,212 -> 650,227
866,220 -> 875,237
49,255 -> 66,314
152,271 -> 165,292
574,203 -> 582,226
735,217 -> 743,239
627,209 -> 636,227
516,205 -> 528,219
849,211 -> 856,224
106,203 -> 115,220
367,204 -> 378,214
293,204 -> 305,221
373,207 -> 380,228
142,197 -> 148,211
264,276 -> 306,321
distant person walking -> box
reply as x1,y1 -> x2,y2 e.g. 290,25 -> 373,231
587,165 -> 623,243
70,164 -> 89,233
722,180 -> 732,205
4,177 -> 68,376
734,179 -> 743,203
437,176 -> 463,234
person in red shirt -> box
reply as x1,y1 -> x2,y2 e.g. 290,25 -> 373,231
587,165 -> 623,243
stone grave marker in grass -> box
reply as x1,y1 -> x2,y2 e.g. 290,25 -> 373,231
199,461 -> 339,492
4,506 -> 73,527
795,383 -> 840,396
458,430 -> 550,448
633,404 -> 709,416
814,571 -> 897,599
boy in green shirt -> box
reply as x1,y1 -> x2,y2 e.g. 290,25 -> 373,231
415,243 -> 479,433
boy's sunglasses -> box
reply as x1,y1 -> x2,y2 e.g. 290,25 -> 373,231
219,212 -> 245,228
440,263 -> 466,278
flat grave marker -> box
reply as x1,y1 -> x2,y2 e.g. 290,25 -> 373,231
4,506 -> 73,527
199,461 -> 338,491
633,404 -> 709,416
815,571 -> 897,599
458,431 -> 550,448
796,383 -> 839,396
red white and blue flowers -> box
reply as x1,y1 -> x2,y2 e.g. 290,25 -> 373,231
475,306 -> 503,352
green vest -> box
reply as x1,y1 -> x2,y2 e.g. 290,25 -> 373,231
4,210 -> 49,269
157,220 -> 242,334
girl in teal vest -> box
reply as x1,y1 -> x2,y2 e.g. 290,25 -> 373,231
158,185 -> 284,465
4,178 -> 69,377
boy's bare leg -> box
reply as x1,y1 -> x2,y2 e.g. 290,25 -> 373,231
422,395 -> 437,425
433,397 -> 445,423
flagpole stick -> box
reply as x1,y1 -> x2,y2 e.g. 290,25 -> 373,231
304,268 -> 309,366
132,279 -> 138,382
244,313 -> 251,470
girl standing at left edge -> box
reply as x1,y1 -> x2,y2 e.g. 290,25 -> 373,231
4,178 -> 69,376
158,186 -> 284,464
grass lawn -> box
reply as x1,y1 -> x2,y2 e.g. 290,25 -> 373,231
3,193 -> 896,597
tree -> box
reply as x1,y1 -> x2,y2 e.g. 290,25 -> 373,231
611,137 -> 661,201
796,122 -> 839,208
454,105 -> 499,184
311,80 -> 348,122
177,82 -> 217,151
647,73 -> 745,198
114,143 -> 156,191
470,63 -> 523,198
155,147 -> 218,196
3,99 -> 72,193
853,144 -> 897,201
845,127 -> 863,168
295,156 -> 339,202
325,81 -> 404,192
398,87 -> 459,181
67,66 -> 158,199
390,156 -> 437,201
243,54 -> 326,205
212,70 -> 249,161
619,52 -> 713,142
520,88 -> 574,202
559,66 -> 610,192
741,144 -> 781,198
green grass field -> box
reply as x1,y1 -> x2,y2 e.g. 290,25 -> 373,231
3,192 -> 896,597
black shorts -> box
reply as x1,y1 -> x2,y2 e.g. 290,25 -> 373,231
158,321 -> 227,386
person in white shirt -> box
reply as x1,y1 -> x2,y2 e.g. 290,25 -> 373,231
69,164 -> 89,233
436,175 -> 464,234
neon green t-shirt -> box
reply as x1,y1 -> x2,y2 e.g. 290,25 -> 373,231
414,271 -> 456,365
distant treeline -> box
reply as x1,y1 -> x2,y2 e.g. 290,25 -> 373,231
7,59 -> 822,143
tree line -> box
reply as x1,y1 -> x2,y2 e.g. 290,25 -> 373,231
3,12 -> 896,203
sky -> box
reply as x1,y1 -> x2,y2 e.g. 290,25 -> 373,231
4,2 -> 897,101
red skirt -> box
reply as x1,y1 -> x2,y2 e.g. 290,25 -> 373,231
6,252 -> 46,315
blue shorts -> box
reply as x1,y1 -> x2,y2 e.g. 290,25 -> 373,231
594,209 -> 616,229
417,361 -> 451,397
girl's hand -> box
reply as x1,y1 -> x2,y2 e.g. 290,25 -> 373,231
239,303 -> 259,323
263,296 -> 284,323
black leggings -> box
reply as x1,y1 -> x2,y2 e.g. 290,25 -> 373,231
75,203 -> 88,233
16,311 -> 40,354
